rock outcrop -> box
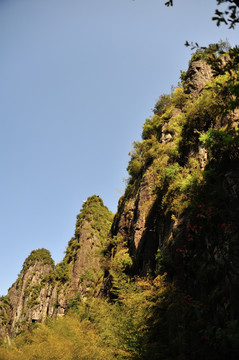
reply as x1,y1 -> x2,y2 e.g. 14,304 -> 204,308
184,59 -> 212,95
1,52 -> 239,354
111,54 -> 239,282
0,196 -> 113,336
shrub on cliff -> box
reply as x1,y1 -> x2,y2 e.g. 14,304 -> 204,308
22,249 -> 54,273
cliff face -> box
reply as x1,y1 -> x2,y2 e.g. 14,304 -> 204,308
1,52 -> 239,352
112,57 -> 239,280
8,260 -> 54,331
0,196 -> 113,335
184,59 -> 212,95
108,55 -> 239,358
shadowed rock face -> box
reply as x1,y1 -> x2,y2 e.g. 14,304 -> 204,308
111,171 -> 165,275
110,57 -> 239,280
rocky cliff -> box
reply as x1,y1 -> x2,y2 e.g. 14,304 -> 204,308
112,54 -> 239,282
0,195 -> 113,336
1,48 -> 239,358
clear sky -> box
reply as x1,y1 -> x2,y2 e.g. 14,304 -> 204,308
0,0 -> 238,296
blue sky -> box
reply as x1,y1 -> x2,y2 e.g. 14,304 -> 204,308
0,0 -> 238,296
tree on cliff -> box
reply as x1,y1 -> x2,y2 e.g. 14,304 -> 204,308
165,0 -> 239,28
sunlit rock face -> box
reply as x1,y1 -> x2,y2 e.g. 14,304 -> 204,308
185,60 -> 212,95
0,196 -> 113,336
8,257 -> 55,334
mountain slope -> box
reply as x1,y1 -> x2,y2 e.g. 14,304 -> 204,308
0,47 -> 239,359
0,195 -> 113,335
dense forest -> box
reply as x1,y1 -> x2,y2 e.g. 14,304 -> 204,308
0,44 -> 239,359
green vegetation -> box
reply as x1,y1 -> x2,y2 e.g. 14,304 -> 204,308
3,268 -> 238,359
189,40 -> 231,63
55,260 -> 70,283
0,275 -> 172,360
26,284 -> 42,308
42,196 -> 112,288
113,44 -> 239,357
22,249 -> 54,273
126,44 -> 239,220
200,127 -> 239,162
0,296 -> 10,327
75,195 -> 113,246
1,46 -> 239,359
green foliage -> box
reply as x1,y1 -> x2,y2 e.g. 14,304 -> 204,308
127,141 -> 144,179
153,94 -> 171,115
213,1 -> 239,28
200,127 -> 239,162
1,251 -> 239,360
207,45 -> 239,75
206,47 -> 239,115
127,158 -> 143,178
178,74 -> 232,159
164,163 -> 181,181
0,277 -> 158,359
75,195 -> 113,246
0,295 -> 10,306
142,115 -> 164,140
26,284 -> 42,308
80,269 -> 95,282
22,249 -> 54,273
171,87 -> 188,109
180,70 -> 187,87
162,164 -> 203,217
189,41 -> 231,65
64,237 -> 81,263
112,249 -> 133,272
104,235 -> 134,299
67,292 -> 82,311
155,249 -> 172,276
125,49 -> 238,218
0,296 -> 10,326
0,314 -> 123,360
41,269 -> 56,287
55,260 -> 70,283
2,45 -> 239,360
